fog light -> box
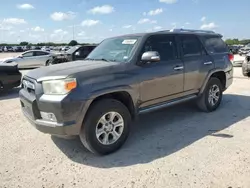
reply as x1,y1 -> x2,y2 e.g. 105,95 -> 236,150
40,112 -> 57,122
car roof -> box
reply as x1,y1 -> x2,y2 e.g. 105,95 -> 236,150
109,29 -> 222,39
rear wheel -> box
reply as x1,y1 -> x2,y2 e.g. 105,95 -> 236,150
80,99 -> 131,155
197,77 -> 223,112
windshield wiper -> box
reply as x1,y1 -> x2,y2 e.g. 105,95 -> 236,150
85,58 -> 112,62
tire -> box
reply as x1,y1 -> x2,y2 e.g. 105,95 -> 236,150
46,60 -> 52,66
197,77 -> 223,112
80,99 -> 131,155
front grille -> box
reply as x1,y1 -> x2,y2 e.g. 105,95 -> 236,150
22,77 -> 36,94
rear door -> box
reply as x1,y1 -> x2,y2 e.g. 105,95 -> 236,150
179,35 -> 213,93
34,51 -> 51,66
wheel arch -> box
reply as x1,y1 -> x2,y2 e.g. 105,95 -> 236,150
199,69 -> 226,95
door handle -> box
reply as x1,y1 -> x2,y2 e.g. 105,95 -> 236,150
204,61 -> 213,65
174,66 -> 184,71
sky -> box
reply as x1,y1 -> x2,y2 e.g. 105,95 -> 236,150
0,0 -> 250,44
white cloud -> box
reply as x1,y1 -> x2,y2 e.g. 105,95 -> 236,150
185,22 -> 190,25
31,26 -> 44,32
138,18 -> 157,24
123,25 -> 132,29
154,26 -> 163,30
88,5 -> 114,14
109,29 -> 113,32
200,22 -> 218,30
159,0 -> 177,4
143,12 -> 147,16
148,8 -> 163,16
17,4 -> 34,10
78,31 -> 85,36
81,19 -> 100,27
20,30 -> 25,33
2,18 -> 27,25
201,16 -> 206,22
50,29 -> 69,42
54,29 -> 67,34
50,11 -> 77,21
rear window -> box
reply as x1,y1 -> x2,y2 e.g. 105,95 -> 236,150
203,36 -> 228,53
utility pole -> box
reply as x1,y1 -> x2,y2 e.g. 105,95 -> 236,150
73,25 -> 75,40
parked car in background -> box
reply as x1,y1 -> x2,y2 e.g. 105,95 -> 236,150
41,46 -> 50,51
0,47 -> 3,52
232,52 -> 245,67
228,45 -> 240,54
48,45 -> 96,65
4,46 -> 14,52
239,44 -> 250,56
0,50 -> 53,69
61,46 -> 70,51
242,53 -> 250,77
0,63 -> 22,91
19,29 -> 233,155
13,46 -> 24,52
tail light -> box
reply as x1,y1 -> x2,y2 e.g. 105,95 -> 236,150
228,53 -> 234,62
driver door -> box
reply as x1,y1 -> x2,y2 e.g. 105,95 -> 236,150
18,51 -> 35,68
138,34 -> 184,108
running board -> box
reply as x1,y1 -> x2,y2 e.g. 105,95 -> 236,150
138,95 -> 197,114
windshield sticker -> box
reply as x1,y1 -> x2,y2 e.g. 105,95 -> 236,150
122,39 -> 137,45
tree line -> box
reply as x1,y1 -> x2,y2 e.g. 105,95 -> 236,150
0,40 -> 97,47
225,39 -> 250,46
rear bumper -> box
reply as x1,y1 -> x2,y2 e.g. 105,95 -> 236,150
225,69 -> 233,90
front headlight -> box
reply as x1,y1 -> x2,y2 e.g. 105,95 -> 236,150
42,78 -> 77,95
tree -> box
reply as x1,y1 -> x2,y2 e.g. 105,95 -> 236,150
69,40 -> 78,46
20,41 -> 29,46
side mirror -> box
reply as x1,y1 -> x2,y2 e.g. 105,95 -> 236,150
141,51 -> 160,64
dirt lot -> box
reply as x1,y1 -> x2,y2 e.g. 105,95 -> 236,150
1,53 -> 250,188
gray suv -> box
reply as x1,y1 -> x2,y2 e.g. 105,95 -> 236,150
19,29 -> 233,155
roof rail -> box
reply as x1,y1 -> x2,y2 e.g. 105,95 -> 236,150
169,28 -> 215,34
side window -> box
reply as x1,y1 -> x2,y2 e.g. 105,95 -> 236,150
203,37 -> 228,53
142,35 -> 178,61
34,51 -> 48,56
181,36 -> 202,57
22,52 -> 34,57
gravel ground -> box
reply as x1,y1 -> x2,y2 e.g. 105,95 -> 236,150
1,53 -> 250,188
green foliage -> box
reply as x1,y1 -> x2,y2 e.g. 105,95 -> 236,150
225,38 -> 250,45
19,41 -> 29,46
68,40 -> 78,46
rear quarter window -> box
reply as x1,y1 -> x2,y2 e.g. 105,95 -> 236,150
203,36 -> 228,53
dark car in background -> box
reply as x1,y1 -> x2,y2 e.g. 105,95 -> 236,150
48,45 -> 96,65
0,63 -> 22,91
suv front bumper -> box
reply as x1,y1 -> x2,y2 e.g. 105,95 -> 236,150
19,88 -> 89,136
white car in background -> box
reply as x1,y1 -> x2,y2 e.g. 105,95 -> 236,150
0,50 -> 53,68
41,46 -> 51,51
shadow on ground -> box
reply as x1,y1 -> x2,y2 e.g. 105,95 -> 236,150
0,87 -> 20,100
52,94 -> 250,168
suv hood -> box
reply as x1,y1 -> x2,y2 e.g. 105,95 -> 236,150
26,60 -> 120,81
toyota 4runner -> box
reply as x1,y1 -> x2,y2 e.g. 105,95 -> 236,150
19,29 -> 233,155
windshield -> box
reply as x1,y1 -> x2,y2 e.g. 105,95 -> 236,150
87,36 -> 141,62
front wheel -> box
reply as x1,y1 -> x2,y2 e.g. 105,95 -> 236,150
197,77 -> 223,112
80,99 -> 131,155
